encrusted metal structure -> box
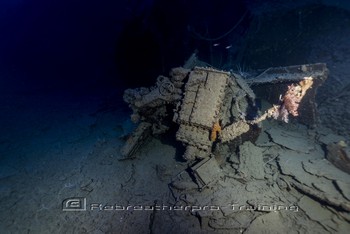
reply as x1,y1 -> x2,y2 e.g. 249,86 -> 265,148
174,67 -> 255,160
121,66 -> 257,161
120,60 -> 328,188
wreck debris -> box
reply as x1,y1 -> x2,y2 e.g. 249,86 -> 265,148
175,67 -> 229,126
121,63 -> 327,161
174,67 -> 230,159
119,69 -> 340,234
191,156 -> 222,190
173,66 -> 259,160
122,65 -> 261,161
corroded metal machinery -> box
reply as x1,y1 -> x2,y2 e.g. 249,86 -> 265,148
173,67 -> 257,160
120,61 -> 328,188
121,66 -> 257,161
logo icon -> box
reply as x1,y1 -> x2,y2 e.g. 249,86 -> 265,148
62,197 -> 87,211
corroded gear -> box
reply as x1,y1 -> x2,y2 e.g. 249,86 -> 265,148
157,76 -> 175,96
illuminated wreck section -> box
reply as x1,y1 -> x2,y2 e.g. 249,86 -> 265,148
247,63 -> 328,127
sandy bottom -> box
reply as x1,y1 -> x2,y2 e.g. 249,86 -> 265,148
0,91 -> 349,234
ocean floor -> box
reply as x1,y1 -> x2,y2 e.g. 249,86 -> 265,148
0,89 -> 349,233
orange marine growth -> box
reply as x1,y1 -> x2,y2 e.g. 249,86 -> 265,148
210,122 -> 222,141
299,78 -> 313,98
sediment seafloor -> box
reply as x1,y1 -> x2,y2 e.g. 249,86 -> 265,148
0,93 -> 349,233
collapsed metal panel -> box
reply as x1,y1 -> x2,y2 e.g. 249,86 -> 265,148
191,156 -> 222,189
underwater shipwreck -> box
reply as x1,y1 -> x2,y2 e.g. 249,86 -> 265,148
119,54 -> 350,232
2,1 -> 350,233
